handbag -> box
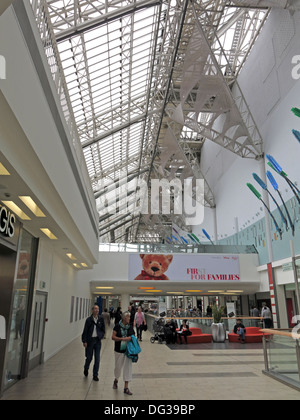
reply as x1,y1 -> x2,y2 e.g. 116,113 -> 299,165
143,323 -> 148,331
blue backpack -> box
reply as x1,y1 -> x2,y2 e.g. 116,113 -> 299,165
125,335 -> 141,363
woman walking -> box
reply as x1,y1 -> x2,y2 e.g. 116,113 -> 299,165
112,311 -> 135,395
134,306 -> 146,341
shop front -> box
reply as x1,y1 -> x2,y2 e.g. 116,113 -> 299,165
0,203 -> 38,396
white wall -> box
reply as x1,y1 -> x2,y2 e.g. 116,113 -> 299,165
34,240 -> 90,361
197,9 -> 300,244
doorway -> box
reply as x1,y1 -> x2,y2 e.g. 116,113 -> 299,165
29,291 -> 47,370
286,297 -> 296,328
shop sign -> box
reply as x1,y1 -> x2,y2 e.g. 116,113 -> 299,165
129,254 -> 240,282
0,204 -> 15,238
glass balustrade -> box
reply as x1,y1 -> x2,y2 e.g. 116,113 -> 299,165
261,329 -> 300,391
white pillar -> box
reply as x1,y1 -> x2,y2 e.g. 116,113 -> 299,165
121,294 -> 130,312
166,296 -> 172,310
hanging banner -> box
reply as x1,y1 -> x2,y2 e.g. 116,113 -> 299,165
129,254 -> 240,282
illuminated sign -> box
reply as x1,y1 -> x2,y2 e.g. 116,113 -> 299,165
0,204 -> 15,238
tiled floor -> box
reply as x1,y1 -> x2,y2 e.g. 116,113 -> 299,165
1,325 -> 300,400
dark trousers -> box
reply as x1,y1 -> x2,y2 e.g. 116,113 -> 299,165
264,318 -> 272,328
136,325 -> 143,340
178,332 -> 188,344
84,337 -> 101,376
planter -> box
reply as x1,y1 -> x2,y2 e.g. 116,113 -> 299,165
211,323 -> 226,342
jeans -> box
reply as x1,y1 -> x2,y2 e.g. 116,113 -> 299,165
84,337 -> 101,376
237,328 -> 245,340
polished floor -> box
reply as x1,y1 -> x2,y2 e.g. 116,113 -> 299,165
1,325 -> 300,400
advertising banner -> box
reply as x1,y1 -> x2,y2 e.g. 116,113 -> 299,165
129,254 -> 240,282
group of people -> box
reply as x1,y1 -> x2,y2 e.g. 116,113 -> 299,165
163,318 -> 192,345
81,303 -> 147,396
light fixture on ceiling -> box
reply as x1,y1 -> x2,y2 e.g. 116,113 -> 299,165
19,196 -> 46,217
0,163 -> 10,175
145,290 -> 162,292
40,228 -> 58,240
96,287 -> 114,290
73,263 -> 81,269
2,200 -> 31,220
207,290 -> 225,293
138,287 -> 156,290
185,290 -> 203,293
81,263 -> 88,268
66,253 -> 77,260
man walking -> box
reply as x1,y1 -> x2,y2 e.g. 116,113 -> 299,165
82,305 -> 105,381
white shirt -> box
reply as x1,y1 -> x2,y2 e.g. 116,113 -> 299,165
92,317 -> 98,337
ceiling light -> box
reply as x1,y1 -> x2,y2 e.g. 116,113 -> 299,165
73,263 -> 81,269
19,196 -> 46,217
96,287 -> 114,290
145,290 -> 162,292
185,290 -> 203,293
66,253 -> 77,260
40,228 -> 58,240
2,201 -> 31,220
208,290 -> 225,293
0,163 -> 10,175
226,290 -> 243,293
81,263 -> 88,268
138,287 -> 156,290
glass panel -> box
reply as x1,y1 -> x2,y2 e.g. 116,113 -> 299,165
3,229 -> 36,390
99,242 -> 258,254
267,334 -> 300,384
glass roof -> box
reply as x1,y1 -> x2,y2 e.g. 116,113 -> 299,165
30,0 -> 269,244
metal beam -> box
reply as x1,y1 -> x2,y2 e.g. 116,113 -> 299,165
55,0 -> 161,43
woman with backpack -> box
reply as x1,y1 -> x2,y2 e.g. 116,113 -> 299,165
112,311 -> 135,395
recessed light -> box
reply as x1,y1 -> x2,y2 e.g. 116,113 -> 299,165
81,263 -> 88,268
40,228 -> 58,240
138,287 -> 156,290
208,290 -> 225,293
73,263 -> 81,269
0,163 -> 10,175
66,253 -> 77,260
96,287 -> 114,289
2,201 -> 31,220
185,290 -> 203,293
19,196 -> 46,217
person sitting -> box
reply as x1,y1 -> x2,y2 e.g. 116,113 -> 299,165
169,316 -> 178,344
178,320 -> 192,344
234,319 -> 246,343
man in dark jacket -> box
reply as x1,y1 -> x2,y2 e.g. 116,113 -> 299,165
82,305 -> 105,381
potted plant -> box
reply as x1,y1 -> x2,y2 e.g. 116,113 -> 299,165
211,304 -> 226,342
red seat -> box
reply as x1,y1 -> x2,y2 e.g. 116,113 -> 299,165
228,326 -> 267,343
176,327 -> 212,344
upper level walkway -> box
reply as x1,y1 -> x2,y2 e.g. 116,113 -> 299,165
1,321 -> 299,401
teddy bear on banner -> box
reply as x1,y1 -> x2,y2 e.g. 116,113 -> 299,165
134,254 -> 173,280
